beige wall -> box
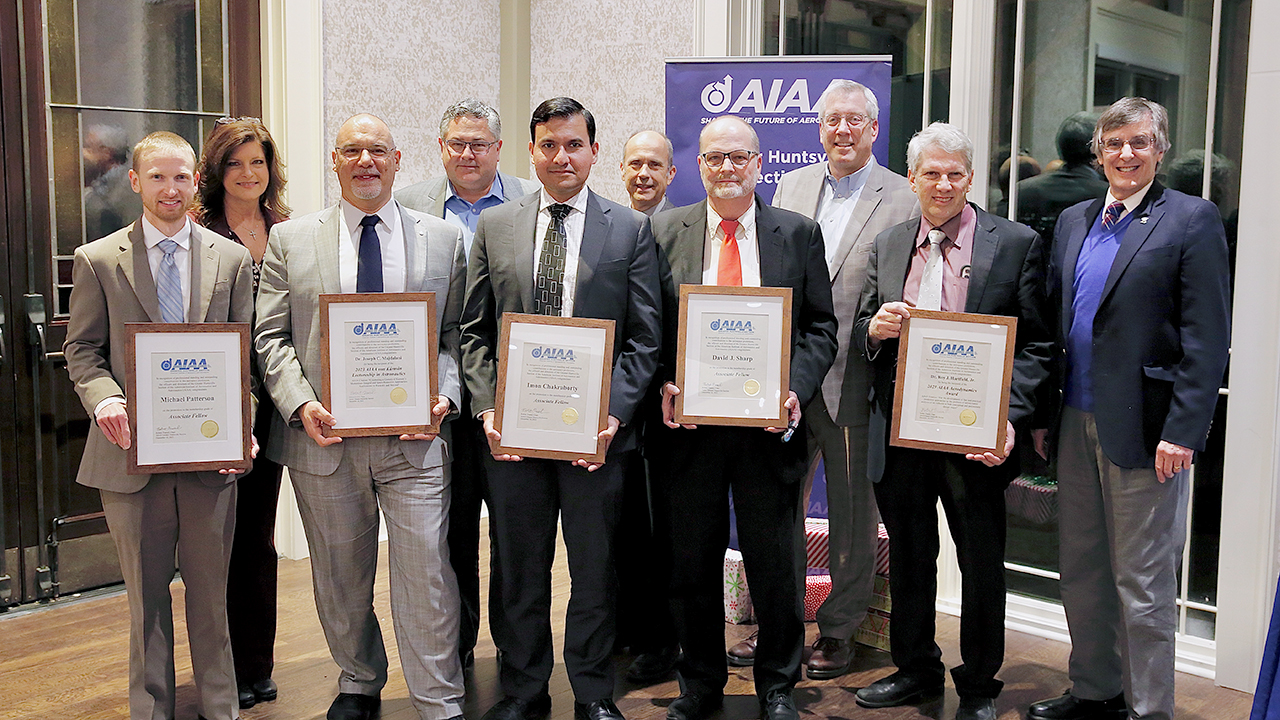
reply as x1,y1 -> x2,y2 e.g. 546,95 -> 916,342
320,0 -> 503,204
529,0 -> 698,205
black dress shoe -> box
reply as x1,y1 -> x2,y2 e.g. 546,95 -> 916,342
955,696 -> 997,720
250,678 -> 278,703
482,693 -> 553,720
626,646 -> 680,685
1028,691 -> 1127,720
760,691 -> 798,720
327,692 -> 381,720
575,699 -> 625,720
854,671 -> 944,708
666,690 -> 723,720
237,684 -> 257,710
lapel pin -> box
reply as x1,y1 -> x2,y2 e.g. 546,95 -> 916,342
1140,216 -> 1148,224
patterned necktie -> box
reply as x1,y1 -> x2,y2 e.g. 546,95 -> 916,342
917,229 -> 946,311
718,219 -> 742,286
357,214 -> 383,293
535,203 -> 572,316
157,238 -> 184,323
1101,201 -> 1124,230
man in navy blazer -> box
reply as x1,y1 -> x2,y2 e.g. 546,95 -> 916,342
853,123 -> 1053,720
460,97 -> 661,720
1027,99 -> 1230,720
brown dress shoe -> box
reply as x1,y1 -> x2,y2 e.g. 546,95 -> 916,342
806,636 -> 852,679
726,630 -> 757,666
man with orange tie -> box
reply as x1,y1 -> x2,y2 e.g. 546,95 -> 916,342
647,115 -> 837,720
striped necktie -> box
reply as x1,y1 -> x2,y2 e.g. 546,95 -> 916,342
1101,201 -> 1124,230
157,238 -> 184,323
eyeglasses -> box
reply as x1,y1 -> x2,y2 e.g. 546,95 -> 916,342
1098,135 -> 1155,153
336,144 -> 395,160
823,114 -> 869,129
700,150 -> 759,168
446,139 -> 498,156
215,116 -> 262,126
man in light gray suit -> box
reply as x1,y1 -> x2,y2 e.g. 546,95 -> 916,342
620,130 -> 677,216
461,97 -> 661,720
64,131 -> 255,720
255,114 -> 467,720
396,98 -> 537,670
752,79 -> 917,679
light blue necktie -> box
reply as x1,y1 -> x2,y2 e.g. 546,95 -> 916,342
157,238 -> 184,323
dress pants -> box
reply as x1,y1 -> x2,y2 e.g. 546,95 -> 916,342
615,450 -> 678,653
1057,407 -> 1187,720
485,453 -> 627,703
654,425 -> 806,702
448,394 -> 489,662
288,436 -> 463,720
805,404 -> 878,641
226,400 -> 283,685
873,446 -> 1008,699
100,473 -> 238,720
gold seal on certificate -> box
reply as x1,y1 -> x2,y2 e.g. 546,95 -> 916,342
124,323 -> 253,474
890,309 -> 1017,457
493,314 -> 615,462
320,293 -> 441,438
674,285 -> 793,427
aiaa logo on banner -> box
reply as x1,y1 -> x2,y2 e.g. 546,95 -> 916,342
699,75 -> 814,115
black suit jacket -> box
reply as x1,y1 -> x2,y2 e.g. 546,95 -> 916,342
1046,182 -> 1230,468
650,198 -> 839,478
1015,164 -> 1109,245
854,204 -> 1054,482
460,189 -> 662,454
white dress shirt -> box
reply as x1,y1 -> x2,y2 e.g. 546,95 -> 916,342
533,188 -> 589,316
702,202 -> 761,287
338,198 -> 407,293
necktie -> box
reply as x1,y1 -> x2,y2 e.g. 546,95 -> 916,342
535,203 -> 572,316
157,238 -> 184,323
917,229 -> 946,311
718,219 -> 742,286
1101,201 -> 1124,230
357,214 -> 383,293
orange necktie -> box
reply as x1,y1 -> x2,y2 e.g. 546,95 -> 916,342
718,219 -> 742,286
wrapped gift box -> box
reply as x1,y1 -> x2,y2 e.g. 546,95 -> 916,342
870,572 -> 892,613
855,607 -> 891,651
724,548 -> 753,624
804,572 -> 832,621
1006,475 -> 1058,524
875,523 -> 890,575
805,517 -> 830,570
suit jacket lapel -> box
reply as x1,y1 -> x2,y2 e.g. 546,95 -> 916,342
316,205 -> 342,294
120,221 -> 163,322
965,209 -> 999,313
1059,197 -> 1103,336
401,206 -> 428,292
673,202 -> 707,287
574,191 -> 609,312
514,194 -> 539,313
756,200 -> 786,287
882,221 -> 916,304
831,172 -> 883,278
1100,184 -> 1165,303
190,225 -> 219,322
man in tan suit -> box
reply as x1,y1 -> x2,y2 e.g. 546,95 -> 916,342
64,131 -> 256,720
254,114 -> 467,720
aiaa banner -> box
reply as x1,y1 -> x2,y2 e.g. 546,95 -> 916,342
664,56 -> 892,207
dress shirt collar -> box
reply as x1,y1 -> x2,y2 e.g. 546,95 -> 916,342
446,174 -> 505,205
539,186 -> 589,216
340,197 -> 401,239
141,215 -> 192,249
1105,181 -> 1154,220
824,158 -> 873,199
706,200 -> 757,239
917,203 -> 976,250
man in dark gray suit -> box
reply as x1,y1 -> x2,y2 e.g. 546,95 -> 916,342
620,130 -> 677,216
396,98 -> 537,670
852,123 -> 1053,720
64,131 -> 255,720
460,97 -> 661,720
650,115 -> 838,720
255,114 -> 467,720
759,78 -> 918,680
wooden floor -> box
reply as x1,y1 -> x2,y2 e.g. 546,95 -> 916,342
0,519 -> 1253,720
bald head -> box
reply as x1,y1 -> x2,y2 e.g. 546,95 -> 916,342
332,113 -> 401,213
621,130 -> 676,213
699,115 -> 759,153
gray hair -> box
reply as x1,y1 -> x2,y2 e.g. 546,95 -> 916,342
626,130 -> 674,166
1093,97 -> 1170,157
814,79 -> 880,121
438,98 -> 502,141
906,122 -> 974,174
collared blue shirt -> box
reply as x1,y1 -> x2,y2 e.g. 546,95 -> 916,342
815,160 -> 872,266
1064,208 -> 1139,411
443,174 -> 506,258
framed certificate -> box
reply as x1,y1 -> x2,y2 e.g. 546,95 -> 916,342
890,309 -> 1018,456
674,285 -> 793,427
125,323 -> 252,474
320,293 -> 439,437
494,313 -> 615,463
